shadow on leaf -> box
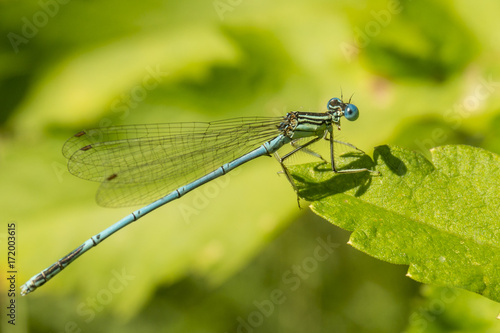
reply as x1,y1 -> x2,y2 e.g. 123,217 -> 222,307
374,145 -> 407,176
292,152 -> 376,201
291,145 -> 409,201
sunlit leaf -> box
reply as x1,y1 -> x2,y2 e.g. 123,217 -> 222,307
290,145 -> 500,303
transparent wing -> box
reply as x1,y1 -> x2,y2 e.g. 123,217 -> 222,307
63,117 -> 283,207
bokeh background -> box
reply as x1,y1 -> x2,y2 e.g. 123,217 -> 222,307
1,0 -> 500,332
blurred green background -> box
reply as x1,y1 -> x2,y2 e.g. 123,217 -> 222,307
1,0 -> 500,332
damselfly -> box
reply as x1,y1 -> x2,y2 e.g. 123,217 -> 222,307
21,97 -> 373,295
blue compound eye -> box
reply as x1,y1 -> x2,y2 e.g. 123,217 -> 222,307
344,104 -> 359,121
327,97 -> 342,110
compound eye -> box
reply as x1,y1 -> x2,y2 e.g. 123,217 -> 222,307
344,104 -> 359,121
327,97 -> 342,110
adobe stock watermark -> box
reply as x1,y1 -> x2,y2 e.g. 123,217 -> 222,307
213,0 -> 243,21
415,74 -> 500,153
7,0 -> 72,53
76,267 -> 135,322
232,235 -> 339,333
54,267 -> 135,333
404,287 -> 460,333
51,65 -> 169,183
178,168 -> 242,224
340,0 -> 404,63
109,65 -> 169,121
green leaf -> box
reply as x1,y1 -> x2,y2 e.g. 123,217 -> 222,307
289,145 -> 500,303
